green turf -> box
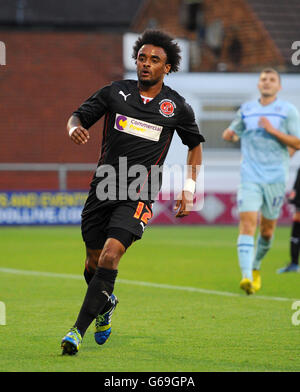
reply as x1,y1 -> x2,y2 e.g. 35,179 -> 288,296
0,225 -> 300,372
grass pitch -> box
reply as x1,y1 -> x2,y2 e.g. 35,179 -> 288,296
0,225 -> 300,372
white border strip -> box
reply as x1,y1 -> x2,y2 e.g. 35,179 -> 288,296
0,267 -> 298,302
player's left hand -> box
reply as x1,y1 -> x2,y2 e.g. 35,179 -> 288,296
259,117 -> 274,133
174,191 -> 193,218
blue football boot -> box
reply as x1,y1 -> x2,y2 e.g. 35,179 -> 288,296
61,327 -> 82,355
94,294 -> 118,345
277,263 -> 300,274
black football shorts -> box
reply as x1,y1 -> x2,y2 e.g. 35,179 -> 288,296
81,196 -> 153,250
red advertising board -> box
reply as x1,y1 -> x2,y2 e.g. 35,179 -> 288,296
150,193 -> 294,225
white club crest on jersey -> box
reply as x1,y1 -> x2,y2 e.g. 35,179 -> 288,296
119,90 -> 131,101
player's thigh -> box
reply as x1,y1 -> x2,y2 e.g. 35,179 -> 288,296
261,183 -> 285,221
81,205 -> 111,251
237,183 -> 262,235
108,200 -> 153,241
237,182 -> 263,214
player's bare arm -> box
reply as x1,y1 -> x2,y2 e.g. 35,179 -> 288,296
259,117 -> 300,150
222,128 -> 239,142
174,144 -> 202,218
67,115 -> 90,145
288,147 -> 296,157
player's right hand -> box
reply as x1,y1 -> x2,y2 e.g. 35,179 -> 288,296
222,129 -> 239,142
69,126 -> 90,145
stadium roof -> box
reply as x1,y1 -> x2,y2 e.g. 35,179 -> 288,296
247,0 -> 300,66
0,0 -> 146,30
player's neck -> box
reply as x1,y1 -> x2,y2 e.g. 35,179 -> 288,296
259,95 -> 277,106
138,81 -> 163,98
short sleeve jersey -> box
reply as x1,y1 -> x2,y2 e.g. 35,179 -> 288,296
73,79 -> 205,201
229,98 -> 300,184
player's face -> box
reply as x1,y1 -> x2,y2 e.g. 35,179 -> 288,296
258,72 -> 281,98
136,44 -> 171,87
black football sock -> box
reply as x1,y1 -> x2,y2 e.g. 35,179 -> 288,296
83,267 -> 94,285
74,267 -> 118,337
101,293 -> 115,314
84,266 -> 115,314
290,221 -> 300,265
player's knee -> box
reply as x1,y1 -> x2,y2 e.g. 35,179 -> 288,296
260,224 -> 274,240
260,223 -> 275,241
239,212 -> 257,236
98,247 -> 122,270
240,221 -> 256,236
260,231 -> 273,242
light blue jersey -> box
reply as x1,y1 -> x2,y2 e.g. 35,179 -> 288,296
230,98 -> 300,184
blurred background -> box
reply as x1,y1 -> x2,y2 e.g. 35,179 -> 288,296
0,0 -> 300,226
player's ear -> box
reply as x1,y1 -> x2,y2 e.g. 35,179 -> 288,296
278,80 -> 282,91
165,63 -> 171,75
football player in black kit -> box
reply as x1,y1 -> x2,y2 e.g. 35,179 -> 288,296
278,168 -> 300,273
61,29 -> 205,355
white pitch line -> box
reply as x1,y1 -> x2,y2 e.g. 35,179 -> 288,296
0,267 -> 298,302
143,238 -> 289,249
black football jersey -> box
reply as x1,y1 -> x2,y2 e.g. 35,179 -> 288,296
73,79 -> 205,202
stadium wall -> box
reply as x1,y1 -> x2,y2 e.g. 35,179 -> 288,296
132,0 -> 285,72
0,31 -> 124,190
0,31 -> 123,164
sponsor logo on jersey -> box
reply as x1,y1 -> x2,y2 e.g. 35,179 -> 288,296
115,115 -> 128,130
114,114 -> 163,142
159,99 -> 176,117
119,90 -> 131,101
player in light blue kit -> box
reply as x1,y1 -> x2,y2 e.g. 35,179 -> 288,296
223,68 -> 300,294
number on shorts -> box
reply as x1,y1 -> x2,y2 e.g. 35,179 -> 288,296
133,202 -> 152,224
272,196 -> 284,207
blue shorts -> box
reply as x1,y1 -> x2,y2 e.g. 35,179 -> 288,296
237,182 -> 286,220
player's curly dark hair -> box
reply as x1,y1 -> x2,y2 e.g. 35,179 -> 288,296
132,29 -> 181,73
